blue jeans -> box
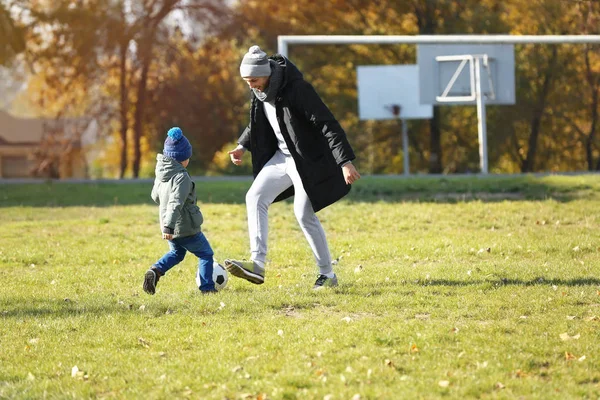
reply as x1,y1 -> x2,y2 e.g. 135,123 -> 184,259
154,232 -> 215,291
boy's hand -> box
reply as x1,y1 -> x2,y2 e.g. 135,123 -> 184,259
162,233 -> 173,240
228,148 -> 245,166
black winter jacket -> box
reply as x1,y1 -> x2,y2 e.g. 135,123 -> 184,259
238,55 -> 356,212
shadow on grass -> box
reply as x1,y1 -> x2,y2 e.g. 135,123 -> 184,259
0,295 -> 223,318
424,277 -> 600,287
1,174 -> 600,207
331,277 -> 600,297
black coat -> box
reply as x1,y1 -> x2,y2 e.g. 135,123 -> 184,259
238,55 -> 356,212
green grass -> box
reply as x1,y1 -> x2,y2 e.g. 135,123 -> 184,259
1,175 -> 600,399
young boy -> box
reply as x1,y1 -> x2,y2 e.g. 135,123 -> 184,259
143,127 -> 217,295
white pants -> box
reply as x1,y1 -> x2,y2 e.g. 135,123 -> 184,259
246,150 -> 333,275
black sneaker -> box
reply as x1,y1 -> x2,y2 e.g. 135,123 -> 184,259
143,268 -> 161,295
313,274 -> 338,290
200,289 -> 218,295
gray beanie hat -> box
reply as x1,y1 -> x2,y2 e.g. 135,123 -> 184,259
239,45 -> 272,78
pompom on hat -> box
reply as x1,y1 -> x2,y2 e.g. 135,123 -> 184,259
163,127 -> 192,162
240,45 -> 272,78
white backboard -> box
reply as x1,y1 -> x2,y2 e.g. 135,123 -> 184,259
417,44 -> 515,105
356,65 -> 433,120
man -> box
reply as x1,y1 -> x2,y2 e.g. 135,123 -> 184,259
224,45 -> 361,290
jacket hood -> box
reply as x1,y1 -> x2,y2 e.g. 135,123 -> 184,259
155,153 -> 186,182
270,54 -> 303,90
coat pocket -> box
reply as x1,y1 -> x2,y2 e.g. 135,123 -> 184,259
188,205 -> 204,229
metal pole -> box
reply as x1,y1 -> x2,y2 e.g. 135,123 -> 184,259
402,119 -> 410,176
278,35 -> 600,53
277,36 -> 289,57
474,57 -> 488,174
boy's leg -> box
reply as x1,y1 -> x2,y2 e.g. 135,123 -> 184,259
182,232 -> 216,292
154,240 -> 187,275
285,155 -> 337,289
144,240 -> 187,295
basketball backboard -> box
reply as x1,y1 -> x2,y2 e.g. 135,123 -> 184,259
356,65 -> 433,120
417,44 -> 515,105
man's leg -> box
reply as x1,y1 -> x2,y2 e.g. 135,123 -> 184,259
245,151 -> 292,266
225,151 -> 291,284
284,155 -> 336,286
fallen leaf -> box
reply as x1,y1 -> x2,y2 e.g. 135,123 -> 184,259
559,333 -> 580,341
565,352 -> 576,360
138,337 -> 151,348
439,380 -> 450,387
578,355 -> 586,362
341,316 -> 353,323
515,369 -> 527,378
566,316 -> 576,320
495,382 -> 505,389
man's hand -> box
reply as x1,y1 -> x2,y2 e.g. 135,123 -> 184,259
162,233 -> 173,240
228,148 -> 245,166
342,162 -> 361,185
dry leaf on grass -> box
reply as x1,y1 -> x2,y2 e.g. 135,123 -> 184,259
559,333 -> 580,341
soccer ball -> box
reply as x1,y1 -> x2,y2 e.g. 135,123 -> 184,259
196,260 -> 228,291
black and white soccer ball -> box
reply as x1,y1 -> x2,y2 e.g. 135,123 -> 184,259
196,260 -> 228,291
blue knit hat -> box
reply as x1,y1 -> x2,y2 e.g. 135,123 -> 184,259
163,127 -> 192,162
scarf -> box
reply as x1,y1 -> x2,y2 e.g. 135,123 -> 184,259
252,59 -> 283,103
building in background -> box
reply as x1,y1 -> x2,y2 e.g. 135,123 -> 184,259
0,110 -> 97,178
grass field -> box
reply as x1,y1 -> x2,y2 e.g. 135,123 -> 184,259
1,174 -> 600,399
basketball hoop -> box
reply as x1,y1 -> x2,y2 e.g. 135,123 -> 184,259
385,104 -> 402,118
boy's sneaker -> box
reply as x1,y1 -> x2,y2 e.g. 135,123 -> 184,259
313,274 -> 338,290
143,267 -> 162,295
223,259 -> 265,285
200,289 -> 218,295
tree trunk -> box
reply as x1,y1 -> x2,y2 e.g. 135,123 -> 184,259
521,48 -> 558,173
428,108 -> 443,173
132,52 -> 150,178
414,0 -> 443,173
118,41 -> 128,179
